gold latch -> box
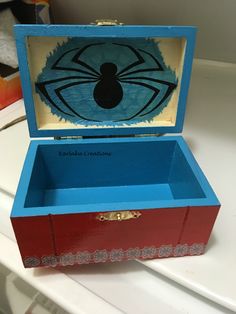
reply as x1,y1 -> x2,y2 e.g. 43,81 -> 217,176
96,211 -> 141,221
92,19 -> 123,26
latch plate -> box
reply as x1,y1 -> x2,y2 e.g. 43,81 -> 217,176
96,211 -> 141,222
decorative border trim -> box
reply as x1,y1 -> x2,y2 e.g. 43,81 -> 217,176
23,243 -> 205,268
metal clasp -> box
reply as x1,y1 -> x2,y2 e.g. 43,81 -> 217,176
92,19 -> 123,26
96,211 -> 141,222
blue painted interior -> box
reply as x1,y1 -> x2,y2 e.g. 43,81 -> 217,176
11,136 -> 219,217
14,25 -> 197,137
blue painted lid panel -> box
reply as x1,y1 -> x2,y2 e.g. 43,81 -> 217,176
15,25 -> 196,137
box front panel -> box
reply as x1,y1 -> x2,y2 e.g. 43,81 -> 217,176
12,205 -> 220,267
43,207 -> 188,265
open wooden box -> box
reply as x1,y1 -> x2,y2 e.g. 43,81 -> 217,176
11,25 -> 220,268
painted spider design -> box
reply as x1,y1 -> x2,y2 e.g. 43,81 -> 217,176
35,39 -> 177,125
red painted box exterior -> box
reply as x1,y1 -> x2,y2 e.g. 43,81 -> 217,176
11,205 -> 220,267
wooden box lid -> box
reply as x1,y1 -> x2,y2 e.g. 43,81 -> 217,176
15,25 -> 196,137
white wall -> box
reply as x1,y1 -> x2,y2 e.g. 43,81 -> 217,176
51,0 -> 236,63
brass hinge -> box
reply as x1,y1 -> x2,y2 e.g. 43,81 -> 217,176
54,136 -> 83,140
54,134 -> 164,140
91,19 -> 124,26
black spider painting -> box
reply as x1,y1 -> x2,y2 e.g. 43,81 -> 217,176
35,38 -> 178,125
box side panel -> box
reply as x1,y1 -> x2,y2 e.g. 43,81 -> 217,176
179,205 -> 220,248
11,216 -> 56,267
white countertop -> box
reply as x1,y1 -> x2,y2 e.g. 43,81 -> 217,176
0,59 -> 235,314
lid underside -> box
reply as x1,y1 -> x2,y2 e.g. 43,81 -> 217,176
15,25 -> 196,137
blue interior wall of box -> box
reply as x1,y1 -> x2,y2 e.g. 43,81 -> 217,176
11,136 -> 220,217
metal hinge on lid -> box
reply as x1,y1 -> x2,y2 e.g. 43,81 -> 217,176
54,136 -> 83,140
91,19 -> 124,26
54,134 -> 164,140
